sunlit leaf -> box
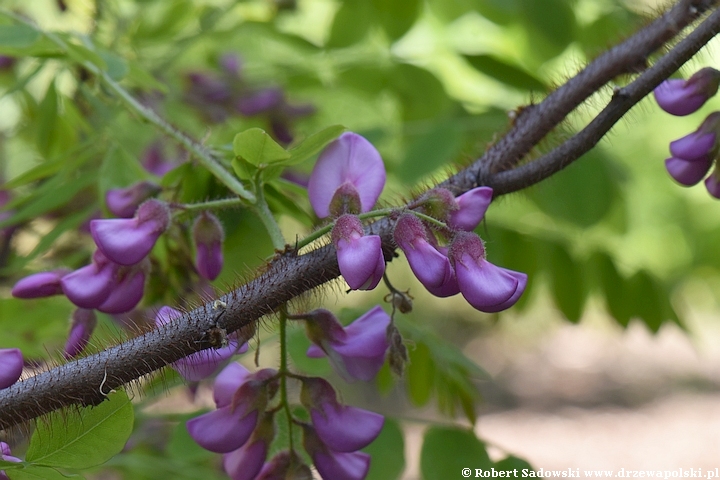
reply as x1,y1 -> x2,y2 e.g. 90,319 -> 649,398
0,24 -> 40,49
406,342 -> 435,407
364,419 -> 405,480
233,128 -> 290,167
281,125 -> 346,166
420,427 -> 492,479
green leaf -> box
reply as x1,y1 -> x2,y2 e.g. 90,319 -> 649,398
364,419 -> 405,480
7,466 -> 72,480
405,342 -> 435,407
233,128 -> 290,167
64,41 -> 107,71
464,55 -> 547,92
98,50 -> 128,81
98,145 -> 149,197
527,148 -> 620,228
495,455 -> 534,470
26,390 -> 134,469
591,252 -> 632,327
371,0 -> 421,41
399,119 -> 463,183
326,0 -> 372,48
36,81 -> 59,157
627,271 -> 667,333
281,125 -> 346,166
420,427 -> 492,479
0,24 -> 40,49
0,170 -> 96,229
518,0 -> 576,60
389,64 -> 453,121
545,242 -> 586,323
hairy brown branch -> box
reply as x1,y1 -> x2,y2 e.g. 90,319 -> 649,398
0,0 -> 718,430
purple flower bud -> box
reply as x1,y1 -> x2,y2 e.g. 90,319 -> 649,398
236,88 -> 284,116
193,212 -> 225,281
664,156 -> 713,186
142,142 -> 177,177
186,369 -> 277,453
308,132 -> 386,218
223,412 -> 274,480
0,349 -> 22,389
448,232 -> 527,313
64,309 -> 97,358
394,214 -> 452,289
706,171 -> 720,199
220,53 -> 242,77
301,423 -> 371,480
91,199 -> 170,266
105,181 -> 162,218
0,56 -> 15,71
155,307 -> 249,381
11,269 -> 70,298
61,251 -> 117,309
332,215 -> 384,291
305,305 -> 390,382
654,68 -> 720,116
448,187 -> 493,231
301,377 -> 383,452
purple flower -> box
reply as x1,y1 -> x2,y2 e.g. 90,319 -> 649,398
301,423 -> 371,480
142,142 -> 178,177
0,349 -> 22,390
91,199 -> 170,266
394,214 -> 452,289
706,172 -> 720,198
155,307 -> 248,381
11,269 -> 70,298
0,442 -> 21,480
193,212 -> 225,281
331,215 -> 384,290
236,88 -> 284,116
308,132 -> 385,218
96,264 -> 147,314
669,131 -> 716,160
214,362 -> 251,407
654,68 -> 720,116
664,156 -> 713,186
301,377 -> 383,452
223,412 -> 275,480
448,232 -> 527,313
64,309 -> 97,359
304,306 -> 390,382
105,181 -> 162,218
186,369 -> 277,453
448,187 -> 493,231
61,251 -> 118,309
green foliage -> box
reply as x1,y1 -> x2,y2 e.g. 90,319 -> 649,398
25,391 -> 134,469
420,426 -> 492,479
364,419 -> 406,480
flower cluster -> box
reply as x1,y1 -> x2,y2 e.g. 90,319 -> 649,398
184,53 -> 314,144
307,131 -> 526,313
654,68 -> 720,197
187,359 -> 384,480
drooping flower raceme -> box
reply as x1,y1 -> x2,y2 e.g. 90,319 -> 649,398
331,214 -> 384,291
654,67 -> 720,116
448,232 -> 527,313
394,213 -> 454,290
0,348 -> 22,390
90,199 -> 170,266
302,306 -> 390,382
155,307 -> 248,381
308,132 -> 386,219
300,377 -> 383,452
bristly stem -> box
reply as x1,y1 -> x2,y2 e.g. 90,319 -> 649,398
278,306 -> 295,451
177,197 -> 246,211
296,208 -> 396,251
0,9 -> 257,204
